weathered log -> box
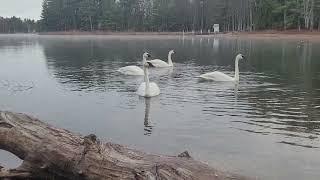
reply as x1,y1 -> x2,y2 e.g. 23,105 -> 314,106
0,111 -> 249,180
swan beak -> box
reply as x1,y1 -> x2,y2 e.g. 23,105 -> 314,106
242,55 -> 245,59
147,54 -> 151,58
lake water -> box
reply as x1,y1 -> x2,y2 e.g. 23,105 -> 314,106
0,34 -> 319,180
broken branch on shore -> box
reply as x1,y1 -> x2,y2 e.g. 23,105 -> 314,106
0,111 -> 248,180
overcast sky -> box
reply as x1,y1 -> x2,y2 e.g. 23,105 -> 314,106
0,0 -> 42,20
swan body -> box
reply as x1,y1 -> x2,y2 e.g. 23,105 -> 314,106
148,59 -> 170,67
117,53 -> 150,76
117,66 -> 144,76
137,82 -> 160,97
149,50 -> 174,67
199,54 -> 245,82
137,60 -> 160,97
199,71 -> 235,81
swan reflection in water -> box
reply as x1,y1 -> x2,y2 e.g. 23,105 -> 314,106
144,98 -> 153,136
234,82 -> 239,100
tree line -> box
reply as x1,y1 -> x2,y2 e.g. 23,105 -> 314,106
39,0 -> 320,32
0,17 -> 38,33
2,0 -> 320,33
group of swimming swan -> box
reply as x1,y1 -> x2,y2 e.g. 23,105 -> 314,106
117,50 -> 175,76
117,51 -> 245,97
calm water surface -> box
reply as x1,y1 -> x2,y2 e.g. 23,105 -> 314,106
0,34 -> 319,180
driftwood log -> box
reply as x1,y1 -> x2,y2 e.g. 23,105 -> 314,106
0,111 -> 248,180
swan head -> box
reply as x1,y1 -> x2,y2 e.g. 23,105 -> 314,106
169,50 -> 175,55
236,54 -> 245,60
143,52 -> 151,59
144,61 -> 155,68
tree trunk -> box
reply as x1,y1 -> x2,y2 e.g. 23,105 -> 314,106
0,111 -> 249,180
304,0 -> 309,29
284,0 -> 287,30
310,0 -> 314,30
89,16 -> 93,31
249,2 -> 253,32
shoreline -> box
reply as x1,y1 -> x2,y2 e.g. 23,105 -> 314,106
2,30 -> 320,41
222,30 -> 320,41
38,31 -> 193,36
38,30 -> 320,41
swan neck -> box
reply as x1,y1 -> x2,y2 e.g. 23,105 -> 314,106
168,53 -> 173,66
235,58 -> 240,82
144,66 -> 150,95
143,57 -> 147,65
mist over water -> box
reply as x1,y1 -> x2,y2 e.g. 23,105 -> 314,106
0,34 -> 319,180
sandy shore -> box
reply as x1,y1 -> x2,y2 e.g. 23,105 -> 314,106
38,31 -> 191,36
36,30 -> 320,42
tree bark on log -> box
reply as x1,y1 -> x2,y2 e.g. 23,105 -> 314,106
0,111 -> 249,180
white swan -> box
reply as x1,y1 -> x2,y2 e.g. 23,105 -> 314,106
137,62 -> 160,97
149,50 -> 175,67
117,52 -> 150,76
199,54 -> 245,82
